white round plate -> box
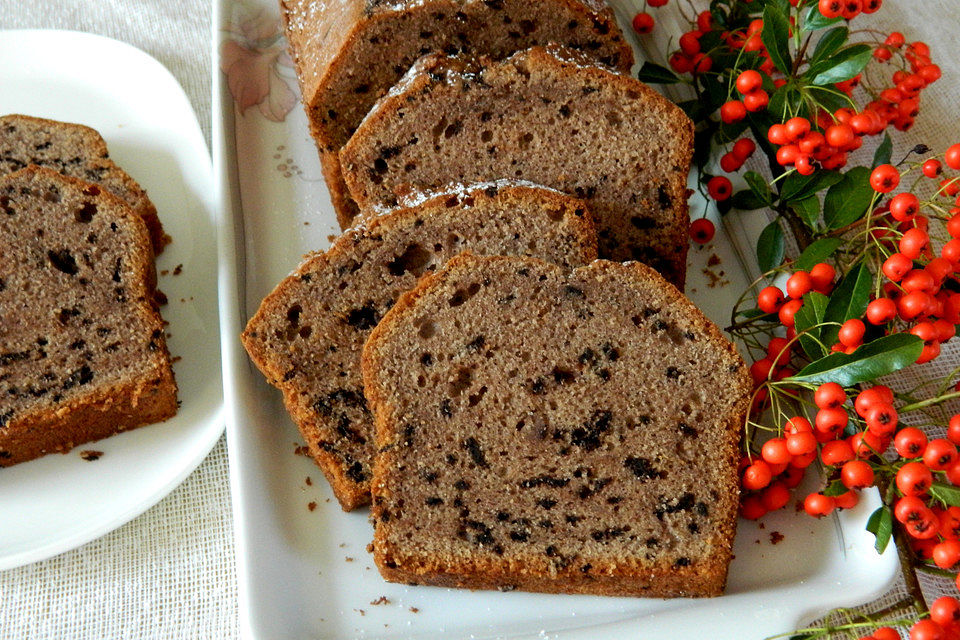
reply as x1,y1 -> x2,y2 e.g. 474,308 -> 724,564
0,30 -> 223,570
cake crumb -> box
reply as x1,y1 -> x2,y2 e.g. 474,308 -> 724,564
304,221 -> 310,226
345,556 -> 354,562
294,443 -> 310,457
305,476 -> 313,486
160,269 -> 169,276
701,268 -> 730,289
79,450 -> 103,461
366,543 -> 374,553
339,543 -> 347,548
327,234 -> 338,243
354,609 -> 365,616
409,607 -> 420,613
758,522 -> 765,530
707,253 -> 721,267
173,264 -> 183,276
171,356 -> 182,363
370,596 -> 390,605
308,501 -> 317,512
770,531 -> 784,545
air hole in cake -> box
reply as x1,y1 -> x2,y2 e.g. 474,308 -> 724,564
467,386 -> 487,407
44,189 -> 62,204
47,249 -> 79,275
298,326 -> 312,339
444,121 -> 463,139
287,304 -> 302,327
448,367 -> 472,396
387,243 -> 431,277
519,133 -> 534,150
449,281 -> 480,307
416,320 -> 435,339
605,111 -> 622,127
75,202 -> 97,222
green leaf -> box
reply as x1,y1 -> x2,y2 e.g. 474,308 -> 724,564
810,44 -> 873,85
756,220 -> 785,272
636,62 -> 681,85
792,196 -> 821,231
823,479 -> 848,497
794,291 -> 830,359
780,170 -> 843,203
786,333 -> 923,387
731,190 -> 766,211
795,238 -> 843,271
873,132 -> 893,169
803,3 -> 844,31
744,171 -> 773,205
929,482 -> 960,508
822,261 -> 872,346
809,27 -> 849,67
866,506 -> 893,554
761,4 -> 792,75
824,167 -> 876,230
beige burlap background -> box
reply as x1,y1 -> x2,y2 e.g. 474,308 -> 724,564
0,1 -> 956,638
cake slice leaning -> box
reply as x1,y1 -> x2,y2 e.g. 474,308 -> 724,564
362,253 -> 751,596
340,45 -> 694,288
280,0 -> 634,228
0,166 -> 177,466
0,114 -> 168,254
241,180 -> 596,510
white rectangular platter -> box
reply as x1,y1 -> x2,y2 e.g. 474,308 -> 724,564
214,1 -> 900,637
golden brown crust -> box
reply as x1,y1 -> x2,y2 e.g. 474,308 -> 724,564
0,166 -> 177,466
361,254 -> 750,597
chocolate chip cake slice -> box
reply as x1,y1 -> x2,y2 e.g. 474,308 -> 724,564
362,254 -> 750,596
340,46 -> 694,287
0,167 -> 177,466
242,181 -> 597,510
280,0 -> 634,228
0,114 -> 168,254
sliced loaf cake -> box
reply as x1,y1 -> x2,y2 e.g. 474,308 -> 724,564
0,166 -> 177,466
242,181 -> 596,510
340,46 -> 694,288
0,114 -> 168,254
280,0 -> 634,228
361,254 -> 750,596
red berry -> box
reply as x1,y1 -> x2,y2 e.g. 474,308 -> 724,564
924,439 -> 958,471
736,70 -> 762,95
761,481 -> 791,511
855,386 -> 894,417
899,228 -> 930,260
933,541 -> 960,570
809,263 -> 836,292
882,253 -> 913,282
899,290 -> 931,320
871,164 -> 901,193
865,403 -> 898,436
804,493 -> 835,517
696,10 -> 712,32
841,459 -> 874,489
776,144 -> 801,166
896,461 -> 933,496
874,628 -> 899,640
947,144 -> 960,171
942,239 -> 960,264
923,159 -> 943,178
707,176 -> 732,201
720,100 -> 747,123
814,382 -> 846,409
750,358 -> 775,384
757,286 -> 785,314
818,0 -> 842,18
786,431 -> 817,456
648,0 -> 669,6
739,494 -> 767,520
632,12 -> 654,34
743,89 -> 769,112
762,437 -> 793,465
909,619 -> 944,640
778,299 -> 803,327
902,269 -> 936,293
720,152 -> 741,173
689,218 -> 715,244
895,427 -> 928,458
821,439 -> 855,466
948,414 -> 960,446
866,298 -> 897,324
816,406 -> 849,436
732,138 -> 757,161
889,192 -> 920,221
931,596 -> 960,627
784,117 -> 811,142
785,271 -> 813,299
742,459 -> 773,490
838,319 -> 866,348
768,124 -> 790,146
825,124 -> 855,149
895,495 -> 927,522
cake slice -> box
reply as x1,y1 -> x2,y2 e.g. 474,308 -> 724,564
0,166 -> 177,466
362,254 -> 750,596
280,0 -> 634,228
340,46 -> 694,288
241,181 -> 596,510
0,114 -> 168,254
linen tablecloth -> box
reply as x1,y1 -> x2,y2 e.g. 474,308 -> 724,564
0,1 -> 957,638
